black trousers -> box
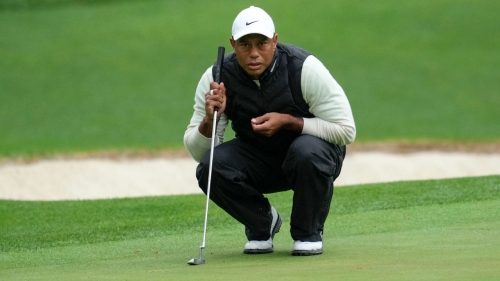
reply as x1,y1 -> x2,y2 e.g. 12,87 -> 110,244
196,135 -> 345,241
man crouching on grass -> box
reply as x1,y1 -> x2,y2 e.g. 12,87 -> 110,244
184,6 -> 356,256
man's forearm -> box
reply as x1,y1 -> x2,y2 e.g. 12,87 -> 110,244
198,116 -> 215,138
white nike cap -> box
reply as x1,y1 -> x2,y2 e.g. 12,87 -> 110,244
232,6 -> 275,40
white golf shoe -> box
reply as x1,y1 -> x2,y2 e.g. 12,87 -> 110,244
291,240 -> 323,256
244,206 -> 282,254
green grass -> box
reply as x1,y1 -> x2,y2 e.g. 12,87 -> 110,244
0,0 -> 138,10
1,175 -> 499,280
1,0 -> 499,158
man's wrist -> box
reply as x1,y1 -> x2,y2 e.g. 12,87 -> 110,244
198,116 -> 214,138
284,114 -> 304,132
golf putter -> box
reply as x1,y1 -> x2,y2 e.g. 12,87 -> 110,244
188,46 -> 225,266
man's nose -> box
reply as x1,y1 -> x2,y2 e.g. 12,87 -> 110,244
249,44 -> 259,58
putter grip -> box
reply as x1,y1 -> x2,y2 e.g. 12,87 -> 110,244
213,46 -> 225,111
214,46 -> 225,84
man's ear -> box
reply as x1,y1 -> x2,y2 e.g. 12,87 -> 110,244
229,37 -> 236,49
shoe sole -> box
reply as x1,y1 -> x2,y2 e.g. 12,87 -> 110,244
291,249 -> 323,256
243,212 -> 282,255
244,248 -> 274,254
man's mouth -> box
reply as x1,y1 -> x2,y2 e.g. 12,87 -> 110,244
248,62 -> 261,70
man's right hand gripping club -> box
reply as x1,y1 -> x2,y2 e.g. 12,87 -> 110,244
198,81 -> 226,138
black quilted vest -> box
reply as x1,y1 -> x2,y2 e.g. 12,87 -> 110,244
213,43 -> 314,152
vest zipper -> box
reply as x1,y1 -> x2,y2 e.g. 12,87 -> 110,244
257,82 -> 265,116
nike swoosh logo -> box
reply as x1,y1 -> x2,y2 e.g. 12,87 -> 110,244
246,20 -> 259,26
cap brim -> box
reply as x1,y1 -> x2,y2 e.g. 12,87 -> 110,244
233,29 -> 274,40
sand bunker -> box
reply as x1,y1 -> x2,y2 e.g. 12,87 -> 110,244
1,148 -> 499,201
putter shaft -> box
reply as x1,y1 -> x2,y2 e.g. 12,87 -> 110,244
201,109 -> 217,248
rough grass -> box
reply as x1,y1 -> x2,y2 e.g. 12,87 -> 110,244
1,0 -> 499,158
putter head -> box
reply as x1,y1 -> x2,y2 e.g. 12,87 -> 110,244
187,258 -> 205,265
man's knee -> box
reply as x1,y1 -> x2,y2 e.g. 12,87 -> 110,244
198,144 -> 230,170
287,135 -> 321,160
196,149 -> 217,192
286,135 -> 335,162
196,144 -> 240,192
283,135 -> 343,176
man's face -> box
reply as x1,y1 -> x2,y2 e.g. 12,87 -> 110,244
230,33 -> 278,80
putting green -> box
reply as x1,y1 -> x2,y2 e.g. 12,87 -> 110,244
1,192 -> 498,280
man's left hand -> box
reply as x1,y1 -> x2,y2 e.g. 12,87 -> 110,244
251,113 -> 304,137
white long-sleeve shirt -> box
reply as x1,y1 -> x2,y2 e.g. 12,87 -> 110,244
183,55 -> 356,162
